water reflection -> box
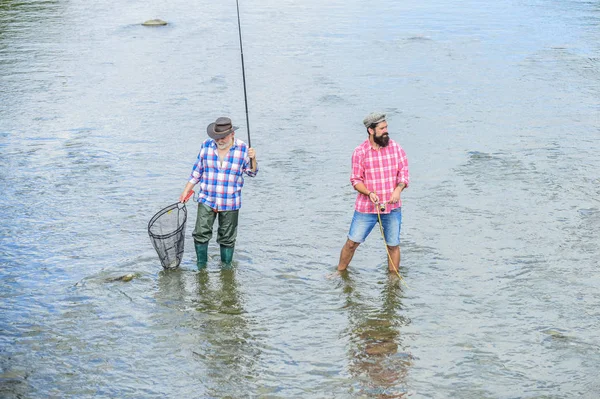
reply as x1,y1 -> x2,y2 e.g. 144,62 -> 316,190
157,268 -> 259,396
194,269 -> 244,315
194,269 -> 260,396
341,272 -> 412,398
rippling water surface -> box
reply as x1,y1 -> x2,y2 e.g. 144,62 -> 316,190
1,0 -> 599,397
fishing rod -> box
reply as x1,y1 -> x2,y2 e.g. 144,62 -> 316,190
235,0 -> 254,168
376,202 -> 407,287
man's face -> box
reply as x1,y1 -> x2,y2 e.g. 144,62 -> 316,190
371,122 -> 389,147
215,133 -> 234,149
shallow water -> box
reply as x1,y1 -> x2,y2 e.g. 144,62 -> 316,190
1,0 -> 599,397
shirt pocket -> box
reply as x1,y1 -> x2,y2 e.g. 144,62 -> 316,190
228,159 -> 242,174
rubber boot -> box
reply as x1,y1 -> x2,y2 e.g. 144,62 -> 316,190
195,242 -> 208,270
220,245 -> 235,266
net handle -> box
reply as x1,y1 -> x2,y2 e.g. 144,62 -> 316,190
181,190 -> 194,204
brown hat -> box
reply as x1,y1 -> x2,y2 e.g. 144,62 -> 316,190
207,117 -> 238,139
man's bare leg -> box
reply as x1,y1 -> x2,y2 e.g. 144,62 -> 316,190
337,239 -> 360,271
386,245 -> 400,273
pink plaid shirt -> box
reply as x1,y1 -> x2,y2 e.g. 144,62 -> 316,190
350,138 -> 409,214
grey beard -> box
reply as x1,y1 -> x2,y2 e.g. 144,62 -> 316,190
216,139 -> 233,149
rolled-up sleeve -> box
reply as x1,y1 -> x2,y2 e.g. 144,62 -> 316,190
189,149 -> 204,184
243,156 -> 258,177
396,147 -> 409,188
350,148 -> 365,187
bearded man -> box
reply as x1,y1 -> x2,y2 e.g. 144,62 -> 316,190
337,112 -> 409,273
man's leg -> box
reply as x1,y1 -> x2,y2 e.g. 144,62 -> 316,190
192,204 -> 217,269
338,211 -> 376,271
386,245 -> 400,272
337,239 -> 360,271
217,210 -> 239,265
381,208 -> 402,273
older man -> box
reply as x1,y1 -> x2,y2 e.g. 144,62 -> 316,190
337,112 -> 409,273
179,117 -> 258,268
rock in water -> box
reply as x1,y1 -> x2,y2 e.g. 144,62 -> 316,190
142,19 -> 167,26
120,273 -> 135,282
106,273 -> 136,282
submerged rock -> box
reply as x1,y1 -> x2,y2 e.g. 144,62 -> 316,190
106,273 -> 136,282
142,19 -> 167,26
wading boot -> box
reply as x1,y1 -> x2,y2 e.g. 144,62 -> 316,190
220,245 -> 235,267
195,242 -> 208,270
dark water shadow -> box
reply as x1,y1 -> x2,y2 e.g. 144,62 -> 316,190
154,267 -> 262,396
192,268 -> 261,397
340,271 -> 413,398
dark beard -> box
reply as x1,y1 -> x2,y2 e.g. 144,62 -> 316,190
373,134 -> 389,148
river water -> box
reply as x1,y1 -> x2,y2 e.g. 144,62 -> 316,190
1,0 -> 599,397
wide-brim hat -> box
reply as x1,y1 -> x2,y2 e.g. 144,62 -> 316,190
207,117 -> 239,139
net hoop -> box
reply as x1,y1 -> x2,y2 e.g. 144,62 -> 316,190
148,202 -> 187,240
148,202 -> 188,269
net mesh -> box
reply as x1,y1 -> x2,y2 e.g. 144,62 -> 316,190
148,203 -> 188,269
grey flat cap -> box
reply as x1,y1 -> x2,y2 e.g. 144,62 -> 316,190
363,112 -> 386,127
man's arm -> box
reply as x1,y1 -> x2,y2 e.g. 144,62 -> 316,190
353,182 -> 379,204
179,182 -> 196,203
248,148 -> 257,174
389,147 -> 409,204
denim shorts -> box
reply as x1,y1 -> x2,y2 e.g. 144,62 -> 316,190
347,208 -> 402,246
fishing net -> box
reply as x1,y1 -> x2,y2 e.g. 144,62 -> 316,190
148,202 -> 188,269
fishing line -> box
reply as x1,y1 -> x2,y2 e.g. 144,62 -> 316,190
235,0 -> 253,164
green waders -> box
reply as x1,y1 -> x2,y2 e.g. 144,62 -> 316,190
192,203 -> 239,268
194,242 -> 208,270
220,245 -> 235,265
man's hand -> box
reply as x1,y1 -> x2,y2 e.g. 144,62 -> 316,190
388,186 -> 402,204
368,191 -> 380,204
179,190 -> 192,203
